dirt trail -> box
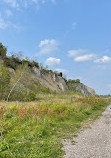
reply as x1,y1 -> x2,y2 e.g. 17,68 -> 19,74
62,105 -> 111,158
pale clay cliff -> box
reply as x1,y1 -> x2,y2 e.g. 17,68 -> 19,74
31,66 -> 95,96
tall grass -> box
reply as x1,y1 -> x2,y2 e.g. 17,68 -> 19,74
0,94 -> 110,158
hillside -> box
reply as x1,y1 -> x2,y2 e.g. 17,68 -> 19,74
0,43 -> 95,101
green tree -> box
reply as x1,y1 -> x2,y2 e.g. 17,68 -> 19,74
0,43 -> 7,58
0,64 -> 10,100
7,64 -> 29,101
76,79 -> 80,83
7,64 -> 36,101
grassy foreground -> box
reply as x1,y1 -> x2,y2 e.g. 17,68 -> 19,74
0,94 -> 110,158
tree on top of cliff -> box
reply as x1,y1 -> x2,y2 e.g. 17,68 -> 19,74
0,43 -> 7,58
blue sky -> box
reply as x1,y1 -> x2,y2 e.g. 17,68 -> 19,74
0,0 -> 111,95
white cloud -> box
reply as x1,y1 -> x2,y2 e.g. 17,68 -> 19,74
94,56 -> 111,64
68,49 -> 90,57
39,39 -> 57,47
1,0 -> 19,8
5,9 -> 13,16
68,49 -> 111,64
38,39 -> 59,55
74,54 -> 95,62
68,49 -> 95,62
46,57 -> 61,66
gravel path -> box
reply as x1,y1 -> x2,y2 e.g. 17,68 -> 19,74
62,105 -> 111,158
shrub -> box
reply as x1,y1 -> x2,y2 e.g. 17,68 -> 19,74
31,60 -> 39,68
4,57 -> 17,70
9,89 -> 36,102
21,59 -> 39,68
75,79 -> 80,83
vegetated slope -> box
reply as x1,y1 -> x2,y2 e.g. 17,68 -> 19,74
0,42 -> 95,101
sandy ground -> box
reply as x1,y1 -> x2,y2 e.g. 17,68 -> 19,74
62,105 -> 111,158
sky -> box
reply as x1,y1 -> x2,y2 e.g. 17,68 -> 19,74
0,0 -> 111,95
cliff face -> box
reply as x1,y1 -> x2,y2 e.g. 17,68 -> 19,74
31,66 -> 95,96
66,81 -> 95,96
76,83 -> 95,96
32,66 -> 68,93
7,65 -> 95,96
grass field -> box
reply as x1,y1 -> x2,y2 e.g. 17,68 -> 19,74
0,94 -> 110,158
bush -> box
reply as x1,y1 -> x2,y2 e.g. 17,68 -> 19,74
75,79 -> 80,83
4,57 -> 17,70
31,60 -> 39,68
9,89 -> 36,102
21,59 -> 39,68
